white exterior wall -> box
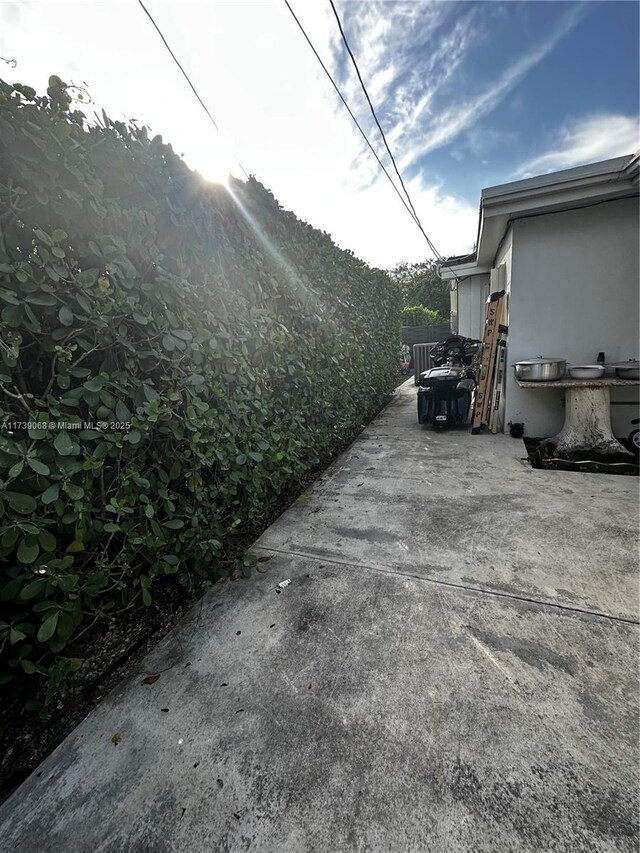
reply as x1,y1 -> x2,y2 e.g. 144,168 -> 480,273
504,197 -> 639,437
495,227 -> 513,292
456,273 -> 489,340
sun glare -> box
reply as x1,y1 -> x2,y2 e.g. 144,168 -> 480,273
188,137 -> 238,187
197,161 -> 231,187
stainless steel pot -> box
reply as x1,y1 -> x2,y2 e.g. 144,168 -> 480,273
513,357 -> 567,382
610,360 -> 640,380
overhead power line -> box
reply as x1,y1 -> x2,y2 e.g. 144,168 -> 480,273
282,0 -> 423,233
136,0 -> 249,180
327,0 -> 447,265
328,1 -> 420,226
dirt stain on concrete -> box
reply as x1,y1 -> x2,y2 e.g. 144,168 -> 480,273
468,626 -> 577,676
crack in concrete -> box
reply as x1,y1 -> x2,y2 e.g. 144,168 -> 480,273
261,546 -> 640,627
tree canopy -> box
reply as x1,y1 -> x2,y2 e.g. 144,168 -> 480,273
390,260 -> 450,318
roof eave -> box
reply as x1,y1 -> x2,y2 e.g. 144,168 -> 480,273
439,260 -> 492,281
476,153 -> 639,265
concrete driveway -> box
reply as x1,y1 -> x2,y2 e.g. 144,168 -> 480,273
1,380 -> 638,852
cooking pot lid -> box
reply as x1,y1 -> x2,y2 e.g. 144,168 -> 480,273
516,358 -> 566,365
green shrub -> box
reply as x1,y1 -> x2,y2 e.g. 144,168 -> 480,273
0,77 -> 400,707
391,260 -> 450,317
401,305 -> 444,327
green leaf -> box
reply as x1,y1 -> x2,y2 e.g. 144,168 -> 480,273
78,271 -> 96,286
2,303 -> 22,326
248,452 -> 263,462
75,293 -> 92,314
144,504 -> 154,518
27,458 -> 50,476
53,430 -> 76,456
37,612 -> 59,643
38,529 -> 57,552
162,519 -> 184,530
17,536 -> 39,564
142,588 -> 152,607
66,540 -> 84,553
83,377 -> 104,392
51,229 -> 68,243
25,293 -> 56,306
6,492 -> 38,514
28,422 -> 49,440
0,576 -> 23,600
0,289 -> 20,305
10,628 -> 27,644
23,303 -> 41,329
8,460 -> 24,478
57,575 -> 78,592
171,329 -> 192,341
1,526 -> 19,548
128,429 -> 141,445
59,305 -> 74,326
236,454 -> 247,466
41,484 -> 60,504
115,401 -> 131,422
19,578 -> 47,600
63,483 -> 84,500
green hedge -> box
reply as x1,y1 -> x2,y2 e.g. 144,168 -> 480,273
0,77 -> 399,707
401,305 -> 444,326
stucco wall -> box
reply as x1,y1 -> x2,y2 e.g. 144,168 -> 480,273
495,227 -> 513,291
457,273 -> 489,340
504,197 -> 639,437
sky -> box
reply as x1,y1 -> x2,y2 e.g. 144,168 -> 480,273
0,0 -> 638,270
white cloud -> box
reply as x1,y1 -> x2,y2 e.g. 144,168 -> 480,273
397,4 -> 585,169
516,114 -> 640,176
334,1 -> 477,161
305,173 -> 478,269
450,126 -> 519,163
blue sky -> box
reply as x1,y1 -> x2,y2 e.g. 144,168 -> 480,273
0,0 -> 638,269
332,1 -> 638,200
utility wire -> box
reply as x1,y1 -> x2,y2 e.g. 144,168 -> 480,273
136,0 -> 249,180
328,0 -> 447,266
328,1 -> 422,229
284,0 -> 459,279
283,0 -> 423,231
